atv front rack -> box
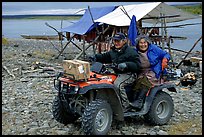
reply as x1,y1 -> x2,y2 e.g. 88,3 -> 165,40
54,72 -> 81,94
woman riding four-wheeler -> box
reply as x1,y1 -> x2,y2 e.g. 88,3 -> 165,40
52,61 -> 177,135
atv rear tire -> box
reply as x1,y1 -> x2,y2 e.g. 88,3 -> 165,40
82,99 -> 113,135
144,91 -> 174,125
52,96 -> 78,125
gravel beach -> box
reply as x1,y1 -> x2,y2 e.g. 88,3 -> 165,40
2,38 -> 202,135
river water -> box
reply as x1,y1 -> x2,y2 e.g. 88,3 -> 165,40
2,18 -> 202,51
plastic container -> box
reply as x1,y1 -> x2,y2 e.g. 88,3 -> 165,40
199,61 -> 202,71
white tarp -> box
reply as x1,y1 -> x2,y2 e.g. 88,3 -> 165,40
95,2 -> 200,26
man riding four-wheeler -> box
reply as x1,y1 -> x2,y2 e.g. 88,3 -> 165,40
52,61 -> 177,135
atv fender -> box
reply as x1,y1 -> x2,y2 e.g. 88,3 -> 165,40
79,83 -> 124,121
142,83 -> 177,115
124,83 -> 177,117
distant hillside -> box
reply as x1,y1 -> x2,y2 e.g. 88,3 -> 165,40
174,3 -> 202,15
2,14 -> 83,20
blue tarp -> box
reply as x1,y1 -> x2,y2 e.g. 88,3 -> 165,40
61,6 -> 116,35
128,15 -> 137,46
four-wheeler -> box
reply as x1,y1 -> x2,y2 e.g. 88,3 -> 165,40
52,61 -> 177,135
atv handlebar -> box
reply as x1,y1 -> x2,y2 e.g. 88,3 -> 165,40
90,62 -> 118,74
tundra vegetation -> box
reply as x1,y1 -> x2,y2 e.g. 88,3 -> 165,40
175,3 -> 202,15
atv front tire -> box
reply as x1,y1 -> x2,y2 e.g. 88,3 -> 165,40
144,91 -> 174,125
52,96 -> 79,125
82,99 -> 113,135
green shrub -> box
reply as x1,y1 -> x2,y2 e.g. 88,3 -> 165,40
2,37 -> 9,45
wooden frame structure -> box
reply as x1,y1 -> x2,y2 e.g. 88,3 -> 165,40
45,4 -> 201,65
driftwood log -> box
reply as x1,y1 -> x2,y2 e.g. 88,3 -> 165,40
3,65 -> 16,79
27,74 -> 57,78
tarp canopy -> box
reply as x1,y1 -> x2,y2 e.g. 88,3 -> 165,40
95,2 -> 200,26
61,6 -> 116,35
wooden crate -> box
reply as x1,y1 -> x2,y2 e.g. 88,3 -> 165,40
62,60 -> 90,80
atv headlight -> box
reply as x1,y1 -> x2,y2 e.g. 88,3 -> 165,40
74,85 -> 80,93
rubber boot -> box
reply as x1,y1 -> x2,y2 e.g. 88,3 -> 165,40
130,89 -> 147,109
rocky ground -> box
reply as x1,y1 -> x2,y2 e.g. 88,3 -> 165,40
2,38 -> 202,135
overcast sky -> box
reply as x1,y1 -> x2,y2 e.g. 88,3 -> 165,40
2,2 -> 201,15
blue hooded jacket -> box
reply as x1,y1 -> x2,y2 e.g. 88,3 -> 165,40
136,44 -> 171,79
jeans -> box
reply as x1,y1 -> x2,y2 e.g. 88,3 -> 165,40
114,73 -> 136,108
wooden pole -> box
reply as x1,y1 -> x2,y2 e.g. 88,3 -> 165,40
55,35 -> 75,59
120,5 -> 143,35
88,6 -> 99,34
176,35 -> 202,68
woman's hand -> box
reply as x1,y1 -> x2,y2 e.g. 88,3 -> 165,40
162,58 -> 168,70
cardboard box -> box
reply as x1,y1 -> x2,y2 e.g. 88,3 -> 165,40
62,59 -> 90,80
